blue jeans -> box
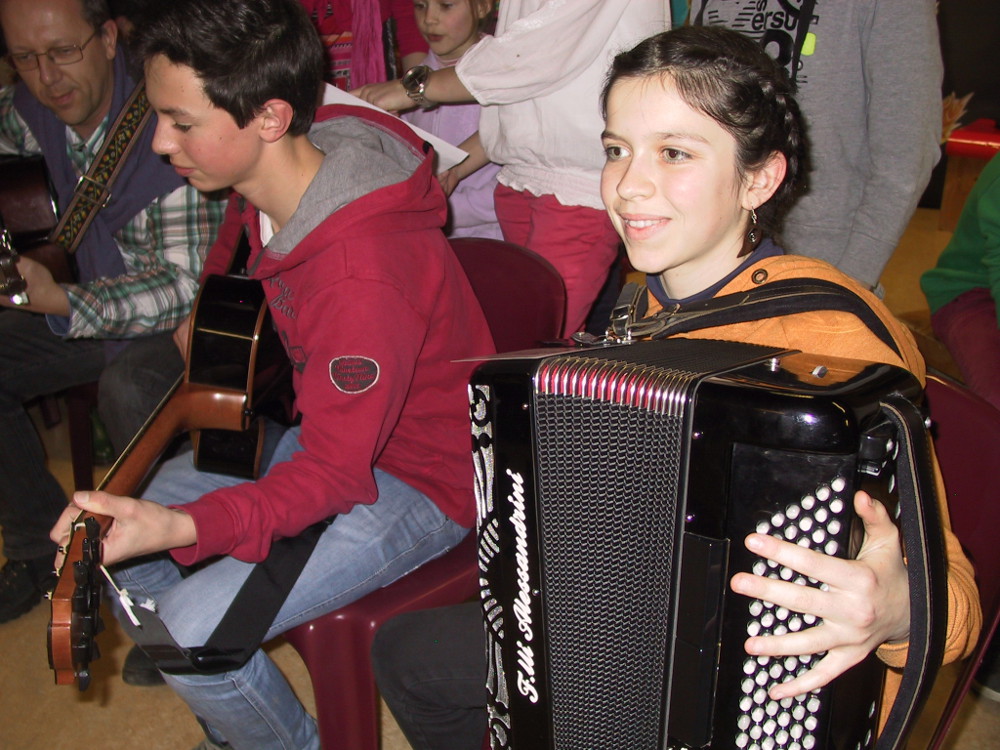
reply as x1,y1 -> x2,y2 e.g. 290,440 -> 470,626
111,423 -> 469,749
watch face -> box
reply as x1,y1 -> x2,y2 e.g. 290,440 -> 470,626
403,65 -> 429,92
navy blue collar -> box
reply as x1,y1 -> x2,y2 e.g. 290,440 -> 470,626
647,238 -> 785,307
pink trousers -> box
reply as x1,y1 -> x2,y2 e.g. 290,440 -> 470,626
494,184 -> 621,336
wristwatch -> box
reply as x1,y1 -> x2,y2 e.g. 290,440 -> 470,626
401,65 -> 432,108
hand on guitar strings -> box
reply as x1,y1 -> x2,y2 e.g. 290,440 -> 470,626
728,490 -> 911,701
50,491 -> 198,568
0,256 -> 70,315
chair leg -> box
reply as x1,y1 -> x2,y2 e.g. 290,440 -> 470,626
38,394 -> 62,429
927,605 -> 1000,749
286,617 -> 381,750
281,536 -> 479,749
64,382 -> 99,492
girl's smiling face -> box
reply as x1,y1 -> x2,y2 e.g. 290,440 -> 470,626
600,74 -> 783,300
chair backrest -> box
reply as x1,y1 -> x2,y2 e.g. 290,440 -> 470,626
924,374 -> 1000,749
925,375 -> 1000,616
450,237 -> 567,352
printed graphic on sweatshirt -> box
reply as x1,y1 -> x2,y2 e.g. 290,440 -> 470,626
268,276 -> 296,320
330,356 -> 380,393
694,0 -> 818,86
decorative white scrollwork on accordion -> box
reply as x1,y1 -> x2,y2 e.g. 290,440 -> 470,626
470,383 -> 513,748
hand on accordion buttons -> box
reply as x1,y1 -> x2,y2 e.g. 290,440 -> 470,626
729,490 -> 911,701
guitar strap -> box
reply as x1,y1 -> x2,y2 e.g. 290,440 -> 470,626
119,516 -> 334,675
48,81 -> 152,254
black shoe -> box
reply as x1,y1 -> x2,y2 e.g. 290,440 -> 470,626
0,555 -> 54,624
122,644 -> 166,687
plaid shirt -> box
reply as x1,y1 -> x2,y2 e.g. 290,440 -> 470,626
0,86 -> 226,338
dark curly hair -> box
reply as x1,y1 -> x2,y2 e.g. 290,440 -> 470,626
602,26 -> 809,244
129,0 -> 323,136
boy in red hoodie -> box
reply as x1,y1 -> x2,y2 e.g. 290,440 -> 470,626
51,0 -> 494,747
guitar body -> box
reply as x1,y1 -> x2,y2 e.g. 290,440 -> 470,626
47,274 -> 290,689
188,274 -> 293,478
0,155 -> 58,245
0,155 -> 74,303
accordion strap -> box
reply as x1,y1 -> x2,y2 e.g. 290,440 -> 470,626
598,279 -> 902,360
875,394 -> 948,750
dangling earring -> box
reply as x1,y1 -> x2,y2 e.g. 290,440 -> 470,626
739,207 -> 760,257
747,207 -> 759,245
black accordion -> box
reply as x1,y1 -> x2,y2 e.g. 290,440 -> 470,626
470,338 -> 946,750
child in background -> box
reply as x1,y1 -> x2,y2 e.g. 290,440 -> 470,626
403,0 -> 502,240
353,2 -> 667,336
300,0 -> 428,88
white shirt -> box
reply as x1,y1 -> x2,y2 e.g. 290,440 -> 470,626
456,0 -> 669,209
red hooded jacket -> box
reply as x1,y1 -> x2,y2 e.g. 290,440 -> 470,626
177,105 -> 495,564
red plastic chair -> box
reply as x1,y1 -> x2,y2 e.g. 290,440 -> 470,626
448,237 -> 567,352
283,238 -> 567,750
924,374 -> 1000,748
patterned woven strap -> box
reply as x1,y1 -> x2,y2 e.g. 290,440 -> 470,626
50,82 -> 152,254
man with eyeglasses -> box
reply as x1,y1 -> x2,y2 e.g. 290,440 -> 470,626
0,0 -> 225,633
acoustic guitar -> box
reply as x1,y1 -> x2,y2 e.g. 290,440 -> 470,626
0,155 -> 73,304
47,273 -> 291,689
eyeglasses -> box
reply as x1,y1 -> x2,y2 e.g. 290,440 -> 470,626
7,30 -> 100,72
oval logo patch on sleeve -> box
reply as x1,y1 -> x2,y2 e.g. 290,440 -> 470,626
330,356 -> 380,393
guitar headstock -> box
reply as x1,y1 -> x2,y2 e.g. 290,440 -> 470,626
47,514 -> 106,690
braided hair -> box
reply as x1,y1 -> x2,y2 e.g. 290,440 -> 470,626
601,26 -> 809,244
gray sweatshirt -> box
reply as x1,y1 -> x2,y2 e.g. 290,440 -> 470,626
692,0 -> 943,288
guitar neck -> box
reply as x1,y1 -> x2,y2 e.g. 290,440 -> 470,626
97,380 -> 250,498
48,273 -> 281,689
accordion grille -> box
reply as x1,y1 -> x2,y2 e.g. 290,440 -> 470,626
533,388 -> 685,749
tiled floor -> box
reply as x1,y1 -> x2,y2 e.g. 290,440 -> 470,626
2,208 -> 999,749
